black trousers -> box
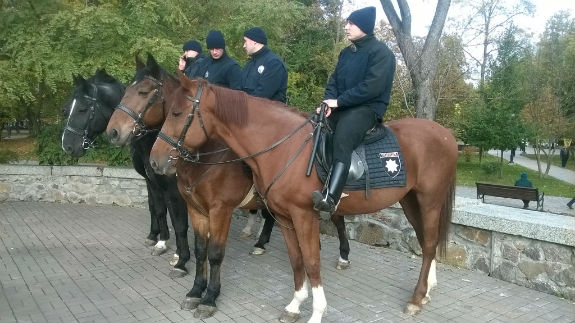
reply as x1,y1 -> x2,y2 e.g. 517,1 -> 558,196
328,106 -> 379,170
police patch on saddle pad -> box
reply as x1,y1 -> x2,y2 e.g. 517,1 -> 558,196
315,126 -> 406,192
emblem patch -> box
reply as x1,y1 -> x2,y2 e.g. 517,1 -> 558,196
379,152 -> 401,178
258,65 -> 265,74
204,71 -> 209,78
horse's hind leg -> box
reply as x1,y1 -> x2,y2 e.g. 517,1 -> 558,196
251,209 -> 275,255
400,192 -> 440,315
195,206 -> 234,319
331,215 -> 350,270
181,210 -> 209,311
240,209 -> 258,238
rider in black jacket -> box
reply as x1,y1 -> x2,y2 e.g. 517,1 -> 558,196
197,30 -> 242,90
312,6 -> 396,214
179,40 -> 206,79
241,27 -> 288,103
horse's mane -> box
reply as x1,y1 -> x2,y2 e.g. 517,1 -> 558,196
211,85 -> 308,127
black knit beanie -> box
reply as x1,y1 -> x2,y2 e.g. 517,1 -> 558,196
244,27 -> 267,45
182,40 -> 202,54
347,6 -> 376,34
206,30 -> 226,49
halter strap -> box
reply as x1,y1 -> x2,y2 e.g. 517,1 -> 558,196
115,75 -> 163,136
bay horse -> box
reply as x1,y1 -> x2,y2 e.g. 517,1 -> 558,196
149,74 -> 457,323
61,69 -> 190,278
105,54 -> 352,319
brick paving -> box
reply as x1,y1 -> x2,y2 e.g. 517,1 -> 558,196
0,201 -> 573,323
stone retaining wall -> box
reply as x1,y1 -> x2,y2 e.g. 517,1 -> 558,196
1,164 -> 573,300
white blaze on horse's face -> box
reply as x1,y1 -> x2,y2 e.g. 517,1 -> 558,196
61,98 -> 77,151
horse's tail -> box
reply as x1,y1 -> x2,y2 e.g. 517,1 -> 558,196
437,175 -> 455,258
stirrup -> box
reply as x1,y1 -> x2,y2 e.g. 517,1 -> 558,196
312,190 -> 336,213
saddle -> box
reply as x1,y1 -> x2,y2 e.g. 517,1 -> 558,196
313,119 -> 406,198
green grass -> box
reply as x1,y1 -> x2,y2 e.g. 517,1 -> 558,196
457,154 -> 574,197
523,153 -> 575,171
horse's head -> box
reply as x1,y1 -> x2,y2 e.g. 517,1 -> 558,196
107,53 -> 178,146
149,72 -> 215,175
61,69 -> 124,157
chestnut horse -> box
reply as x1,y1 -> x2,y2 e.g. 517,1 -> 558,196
149,74 -> 457,323
105,54 -> 352,319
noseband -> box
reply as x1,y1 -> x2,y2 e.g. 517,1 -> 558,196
115,75 -> 163,136
157,83 -> 208,162
64,84 -> 99,149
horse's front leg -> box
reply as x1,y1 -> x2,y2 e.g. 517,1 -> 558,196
166,190 -> 190,278
194,206 -> 234,319
181,209 -> 209,311
146,184 -> 169,256
293,211 -> 326,323
278,219 -> 308,323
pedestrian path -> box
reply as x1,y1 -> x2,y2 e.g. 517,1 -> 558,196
1,201 -> 573,323
488,148 -> 575,185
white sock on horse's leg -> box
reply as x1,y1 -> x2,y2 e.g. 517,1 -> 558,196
241,210 -> 256,237
284,280 -> 308,314
155,240 -> 167,249
427,259 -> 437,297
308,285 -> 327,323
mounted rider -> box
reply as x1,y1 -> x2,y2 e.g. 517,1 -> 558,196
312,6 -> 396,214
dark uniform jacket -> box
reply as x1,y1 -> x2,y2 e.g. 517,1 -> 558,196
241,46 -> 288,103
183,54 -> 206,79
324,34 -> 396,117
197,52 -> 242,89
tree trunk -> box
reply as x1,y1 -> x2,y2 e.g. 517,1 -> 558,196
380,0 -> 451,120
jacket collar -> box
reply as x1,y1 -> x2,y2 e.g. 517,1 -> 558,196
250,46 -> 270,60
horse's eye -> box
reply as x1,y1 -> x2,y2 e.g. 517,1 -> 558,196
172,111 -> 182,117
138,91 -> 149,96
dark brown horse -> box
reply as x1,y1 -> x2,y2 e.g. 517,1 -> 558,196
149,74 -> 457,323
105,55 -> 351,319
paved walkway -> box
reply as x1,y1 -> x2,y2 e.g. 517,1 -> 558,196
488,148 -> 575,185
1,201 -> 574,323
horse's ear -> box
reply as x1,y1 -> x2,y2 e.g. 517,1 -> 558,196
135,53 -> 145,71
146,52 -> 161,79
74,74 -> 87,87
179,70 -> 193,91
95,68 -> 108,79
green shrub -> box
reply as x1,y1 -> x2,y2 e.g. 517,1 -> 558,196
0,149 -> 18,163
462,146 -> 476,162
37,123 -> 79,165
481,161 -> 501,175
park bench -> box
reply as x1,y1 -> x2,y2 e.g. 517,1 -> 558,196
476,182 -> 544,211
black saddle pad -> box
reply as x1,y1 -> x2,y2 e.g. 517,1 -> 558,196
315,125 -> 406,191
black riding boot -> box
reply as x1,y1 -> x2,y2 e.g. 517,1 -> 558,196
312,161 -> 347,214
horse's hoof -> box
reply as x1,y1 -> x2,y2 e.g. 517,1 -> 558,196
403,302 -> 422,315
250,247 -> 266,255
240,231 -> 252,238
194,304 -> 217,319
181,297 -> 201,310
279,310 -> 300,323
151,246 -> 167,256
169,268 -> 187,279
336,259 -> 350,270
144,239 -> 157,246
421,296 -> 430,305
169,254 -> 179,266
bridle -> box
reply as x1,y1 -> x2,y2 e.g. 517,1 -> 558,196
115,75 -> 164,136
63,84 -> 101,149
157,83 -> 208,163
